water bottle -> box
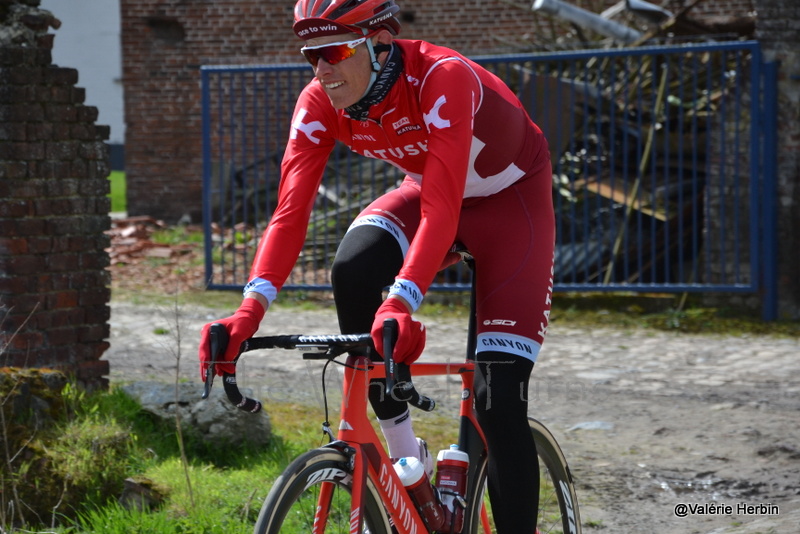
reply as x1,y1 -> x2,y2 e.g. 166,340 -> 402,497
394,456 -> 445,530
435,445 -> 469,533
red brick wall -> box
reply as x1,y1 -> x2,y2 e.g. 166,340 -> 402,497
121,0 -> 757,223
0,5 -> 111,388
121,0 -> 298,223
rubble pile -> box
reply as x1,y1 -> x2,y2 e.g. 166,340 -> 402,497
106,217 -> 207,295
107,216 -> 195,265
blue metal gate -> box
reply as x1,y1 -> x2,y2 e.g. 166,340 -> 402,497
201,40 -> 778,318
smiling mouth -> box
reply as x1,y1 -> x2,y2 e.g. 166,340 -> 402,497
325,81 -> 345,90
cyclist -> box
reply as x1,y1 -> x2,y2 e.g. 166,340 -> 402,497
199,0 -> 555,532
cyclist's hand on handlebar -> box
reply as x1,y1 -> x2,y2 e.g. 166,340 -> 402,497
198,298 -> 264,379
371,297 -> 426,364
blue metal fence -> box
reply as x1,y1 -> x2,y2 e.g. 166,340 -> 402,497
201,40 -> 778,318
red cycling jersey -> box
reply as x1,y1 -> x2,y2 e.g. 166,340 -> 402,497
248,39 -> 551,314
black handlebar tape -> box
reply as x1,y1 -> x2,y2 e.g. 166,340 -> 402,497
203,323 -> 262,413
202,323 -> 228,399
383,318 -> 398,397
382,318 -> 435,412
223,373 -> 262,413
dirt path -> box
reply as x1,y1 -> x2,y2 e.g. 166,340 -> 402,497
104,300 -> 800,533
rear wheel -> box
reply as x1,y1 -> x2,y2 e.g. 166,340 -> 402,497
529,417 -> 581,534
463,417 -> 581,534
254,447 -> 391,534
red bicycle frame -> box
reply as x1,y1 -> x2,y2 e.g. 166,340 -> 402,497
318,354 -> 487,534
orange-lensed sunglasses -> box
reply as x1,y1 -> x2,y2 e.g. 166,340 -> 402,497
300,37 -> 367,67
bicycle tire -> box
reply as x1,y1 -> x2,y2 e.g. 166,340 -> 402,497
254,447 -> 392,534
529,417 -> 581,534
462,417 -> 581,534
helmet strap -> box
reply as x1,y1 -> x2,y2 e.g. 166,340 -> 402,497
361,40 -> 380,101
345,42 -> 402,121
366,37 -> 383,73
359,36 -> 390,100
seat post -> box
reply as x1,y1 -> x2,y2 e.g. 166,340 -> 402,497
464,256 -> 477,363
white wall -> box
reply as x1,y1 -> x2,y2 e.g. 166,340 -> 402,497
41,0 -> 125,146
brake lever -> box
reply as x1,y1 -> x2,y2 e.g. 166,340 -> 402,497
202,323 -> 229,399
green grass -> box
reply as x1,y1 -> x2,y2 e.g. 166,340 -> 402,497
34,389 -> 458,533
546,292 -> 800,337
5,386 -> 337,533
108,171 -> 127,213
418,291 -> 799,338
10,380 -> 464,534
151,226 -> 205,246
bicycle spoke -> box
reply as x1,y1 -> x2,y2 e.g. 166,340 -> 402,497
537,466 -> 564,533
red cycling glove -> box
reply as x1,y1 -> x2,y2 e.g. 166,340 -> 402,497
371,298 -> 426,364
198,298 -> 265,379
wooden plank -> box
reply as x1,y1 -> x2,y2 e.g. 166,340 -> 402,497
574,178 -> 669,221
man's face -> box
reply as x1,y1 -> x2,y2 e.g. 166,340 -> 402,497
303,33 -> 373,109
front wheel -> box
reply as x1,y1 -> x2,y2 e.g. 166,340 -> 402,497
462,417 -> 581,534
254,447 -> 391,534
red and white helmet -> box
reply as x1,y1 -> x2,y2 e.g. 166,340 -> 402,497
293,0 -> 401,39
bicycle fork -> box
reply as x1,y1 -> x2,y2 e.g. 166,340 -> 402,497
311,441 -> 373,534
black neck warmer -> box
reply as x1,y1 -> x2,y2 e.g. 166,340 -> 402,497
345,43 -> 403,122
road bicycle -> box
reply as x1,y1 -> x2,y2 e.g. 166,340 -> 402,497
203,254 -> 581,534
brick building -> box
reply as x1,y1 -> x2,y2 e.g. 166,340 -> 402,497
119,0 -> 798,318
